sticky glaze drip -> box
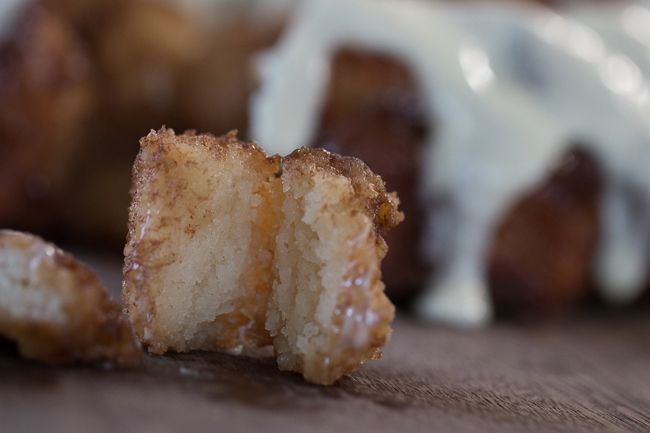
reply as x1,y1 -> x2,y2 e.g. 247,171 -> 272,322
251,0 -> 650,326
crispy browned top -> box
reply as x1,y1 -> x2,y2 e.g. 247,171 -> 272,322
125,126 -> 278,268
125,126 -> 280,274
283,148 -> 404,235
141,127 -> 268,156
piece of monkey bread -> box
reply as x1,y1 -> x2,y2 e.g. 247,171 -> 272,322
268,148 -> 401,384
0,230 -> 140,366
124,128 -> 280,356
123,128 -> 402,384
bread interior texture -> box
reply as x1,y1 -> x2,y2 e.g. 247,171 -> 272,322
124,129 -> 401,384
125,130 -> 279,355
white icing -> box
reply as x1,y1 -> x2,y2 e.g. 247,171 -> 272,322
0,0 -> 26,40
251,0 -> 650,326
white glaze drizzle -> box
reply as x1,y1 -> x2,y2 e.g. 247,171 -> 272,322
0,0 -> 26,41
251,0 -> 650,326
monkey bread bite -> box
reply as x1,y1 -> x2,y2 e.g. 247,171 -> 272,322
269,148 -> 401,384
124,128 -> 280,357
123,128 -> 402,384
0,230 -> 140,366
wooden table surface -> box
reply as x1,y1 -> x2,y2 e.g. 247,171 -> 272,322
1,251 -> 649,433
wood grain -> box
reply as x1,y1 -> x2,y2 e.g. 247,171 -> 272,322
1,253 -> 649,433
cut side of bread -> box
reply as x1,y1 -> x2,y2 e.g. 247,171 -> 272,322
268,149 -> 401,385
0,230 -> 140,366
124,128 -> 281,355
124,128 -> 402,384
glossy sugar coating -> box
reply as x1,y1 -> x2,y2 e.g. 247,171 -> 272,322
0,230 -> 140,366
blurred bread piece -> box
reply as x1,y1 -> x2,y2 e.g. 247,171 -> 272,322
0,230 -> 140,366
123,128 -> 281,356
0,4 -> 92,229
269,149 -> 402,385
488,149 -> 600,317
58,0 -> 205,244
52,0 -> 286,245
95,0 -> 202,124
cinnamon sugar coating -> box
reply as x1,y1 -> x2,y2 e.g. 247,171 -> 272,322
0,230 -> 140,366
271,148 -> 402,384
124,128 -> 280,356
124,128 -> 402,384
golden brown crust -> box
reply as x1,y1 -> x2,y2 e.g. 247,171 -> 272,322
283,148 -> 404,237
125,129 -> 400,384
0,230 -> 140,366
277,148 -> 402,384
123,127 -> 280,355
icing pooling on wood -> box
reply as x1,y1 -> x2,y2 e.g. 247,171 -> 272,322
250,0 -> 650,326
